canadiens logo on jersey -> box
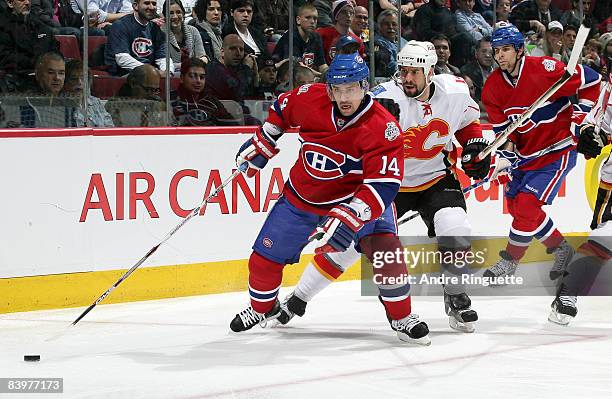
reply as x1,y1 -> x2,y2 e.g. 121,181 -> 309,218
301,142 -> 361,180
132,38 -> 153,57
505,106 -> 537,133
403,118 -> 451,159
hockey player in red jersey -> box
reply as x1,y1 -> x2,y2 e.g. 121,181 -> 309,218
481,23 -> 601,280
230,53 -> 430,344
277,41 -> 491,335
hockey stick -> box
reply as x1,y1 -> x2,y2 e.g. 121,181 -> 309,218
70,164 -> 247,326
398,135 -> 577,226
475,20 -> 591,162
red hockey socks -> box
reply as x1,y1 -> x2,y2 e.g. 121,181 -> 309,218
248,251 -> 284,314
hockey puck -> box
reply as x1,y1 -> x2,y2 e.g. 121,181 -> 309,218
24,355 -> 40,362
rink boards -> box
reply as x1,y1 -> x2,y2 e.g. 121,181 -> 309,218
0,126 -> 606,313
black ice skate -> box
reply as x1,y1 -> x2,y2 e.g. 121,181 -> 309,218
230,300 -> 281,332
547,240 -> 575,280
277,292 -> 307,325
483,250 -> 518,281
548,284 -> 577,326
391,314 -> 431,345
444,292 -> 478,333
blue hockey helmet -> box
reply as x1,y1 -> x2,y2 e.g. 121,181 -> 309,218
326,53 -> 370,86
491,23 -> 524,51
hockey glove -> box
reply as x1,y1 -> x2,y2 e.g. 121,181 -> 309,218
577,124 -> 608,159
485,150 -> 520,186
461,138 -> 492,180
376,98 -> 401,121
309,202 -> 367,254
236,127 -> 279,178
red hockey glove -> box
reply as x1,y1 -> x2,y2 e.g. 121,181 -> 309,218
309,203 -> 367,254
236,127 -> 279,177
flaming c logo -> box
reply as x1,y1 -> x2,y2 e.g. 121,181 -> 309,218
584,145 -> 611,210
403,118 -> 451,160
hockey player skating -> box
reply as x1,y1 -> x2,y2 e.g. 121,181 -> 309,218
229,53 -> 430,344
480,24 -> 600,280
278,41 -> 491,334
549,76 -> 611,325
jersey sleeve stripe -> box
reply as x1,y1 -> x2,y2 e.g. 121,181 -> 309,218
363,177 -> 403,184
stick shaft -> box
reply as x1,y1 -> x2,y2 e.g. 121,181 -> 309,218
71,167 -> 244,326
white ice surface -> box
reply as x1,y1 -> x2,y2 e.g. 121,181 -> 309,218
2,279 -> 612,399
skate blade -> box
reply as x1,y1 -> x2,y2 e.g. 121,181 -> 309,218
396,331 -> 432,346
548,310 -> 572,326
449,316 -> 475,333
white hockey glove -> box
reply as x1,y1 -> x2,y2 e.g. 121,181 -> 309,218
309,200 -> 370,254
236,126 -> 279,178
486,150 -> 519,186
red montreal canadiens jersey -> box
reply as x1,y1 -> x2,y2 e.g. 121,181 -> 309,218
482,56 -> 601,170
267,83 -> 403,219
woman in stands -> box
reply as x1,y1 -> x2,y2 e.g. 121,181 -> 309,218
162,0 -> 208,72
190,0 -> 224,63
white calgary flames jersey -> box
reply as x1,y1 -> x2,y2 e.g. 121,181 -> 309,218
585,85 -> 612,187
370,74 -> 482,191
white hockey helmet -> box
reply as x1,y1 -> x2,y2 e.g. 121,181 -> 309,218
397,40 -> 438,76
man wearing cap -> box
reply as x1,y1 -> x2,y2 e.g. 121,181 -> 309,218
254,55 -> 278,99
530,20 -> 564,60
273,3 -> 328,75
316,0 -> 365,64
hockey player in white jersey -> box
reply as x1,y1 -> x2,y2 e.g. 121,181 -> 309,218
549,80 -> 612,325
278,41 -> 492,334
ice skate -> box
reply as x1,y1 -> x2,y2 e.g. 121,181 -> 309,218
548,284 -> 577,326
548,240 -> 575,280
230,300 -> 281,332
391,314 -> 431,345
483,250 -> 518,281
276,292 -> 307,325
444,292 -> 478,333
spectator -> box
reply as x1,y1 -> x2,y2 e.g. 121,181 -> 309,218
432,34 -> 461,75
205,34 -> 257,102
317,0 -> 365,64
336,34 -> 360,54
293,64 -> 316,88
34,52 -> 65,96
162,0 -> 206,71
530,20 -> 564,59
509,0 -> 562,36
68,0 -> 134,34
413,0 -> 471,66
560,23 -> 577,64
252,0 -> 291,34
460,73 -> 477,100
0,0 -> 59,92
172,57 -> 237,125
351,5 -> 369,43
495,0 -> 511,23
222,0 -> 265,56
413,0 -> 456,41
460,37 -> 493,101
313,0 -> 333,28
581,38 -> 602,73
374,9 -> 407,77
455,0 -> 493,44
63,59 -> 114,127
254,55 -> 277,99
189,0 -> 223,62
105,0 -> 174,76
273,3 -> 328,74
559,0 -> 583,29
105,64 -> 165,126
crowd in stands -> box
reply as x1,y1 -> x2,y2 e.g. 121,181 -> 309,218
0,0 -> 609,127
